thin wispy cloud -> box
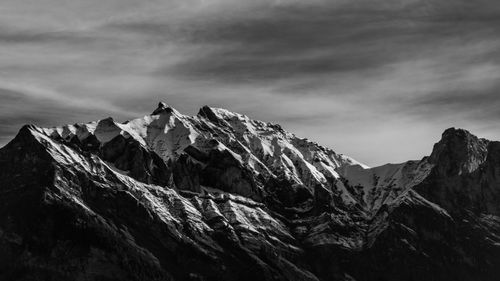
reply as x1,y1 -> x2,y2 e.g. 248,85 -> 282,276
0,0 -> 499,166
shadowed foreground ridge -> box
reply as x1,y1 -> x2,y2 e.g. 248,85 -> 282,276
0,103 -> 499,281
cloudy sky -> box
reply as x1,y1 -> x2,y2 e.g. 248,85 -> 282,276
1,0 -> 499,166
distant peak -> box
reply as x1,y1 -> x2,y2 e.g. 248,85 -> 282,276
13,124 -> 39,143
152,101 -> 174,115
198,105 -> 245,121
429,127 -> 489,174
197,105 -> 212,115
441,127 -> 473,139
19,124 -> 38,132
98,117 -> 115,124
437,127 -> 486,148
156,101 -> 169,109
197,105 -> 227,125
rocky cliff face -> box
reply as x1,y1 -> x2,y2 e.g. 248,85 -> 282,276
0,103 -> 499,281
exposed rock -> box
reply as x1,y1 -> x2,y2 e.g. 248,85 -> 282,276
0,104 -> 499,281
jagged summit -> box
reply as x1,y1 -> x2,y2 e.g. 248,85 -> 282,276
434,127 -> 489,149
441,126 -> 468,136
26,102 -> 369,206
1,103 -> 500,281
437,127 -> 489,151
197,105 -> 222,124
429,127 -> 489,175
151,101 -> 175,115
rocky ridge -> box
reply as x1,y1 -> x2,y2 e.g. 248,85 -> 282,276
0,103 -> 499,281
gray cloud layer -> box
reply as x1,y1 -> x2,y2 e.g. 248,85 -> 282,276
0,0 -> 499,165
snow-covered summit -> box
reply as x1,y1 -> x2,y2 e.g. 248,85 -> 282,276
24,102 -> 468,215
34,102 -> 374,209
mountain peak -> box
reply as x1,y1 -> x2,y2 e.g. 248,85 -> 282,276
441,127 -> 473,139
429,127 -> 489,175
197,105 -> 215,118
2,104 -> 500,281
151,101 -> 174,115
197,105 -> 229,125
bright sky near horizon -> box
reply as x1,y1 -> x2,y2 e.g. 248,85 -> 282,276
0,0 -> 499,166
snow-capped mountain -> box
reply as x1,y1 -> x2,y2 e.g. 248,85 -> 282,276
0,103 -> 499,281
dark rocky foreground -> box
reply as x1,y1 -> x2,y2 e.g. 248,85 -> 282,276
0,103 -> 499,281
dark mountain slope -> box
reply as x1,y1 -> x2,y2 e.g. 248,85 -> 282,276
0,105 -> 499,281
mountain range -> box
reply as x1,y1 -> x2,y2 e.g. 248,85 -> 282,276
0,102 -> 499,281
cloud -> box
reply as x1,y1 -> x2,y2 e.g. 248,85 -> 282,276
1,0 -> 500,165
174,5 -> 499,82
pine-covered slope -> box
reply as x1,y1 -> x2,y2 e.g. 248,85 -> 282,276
0,103 -> 499,281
